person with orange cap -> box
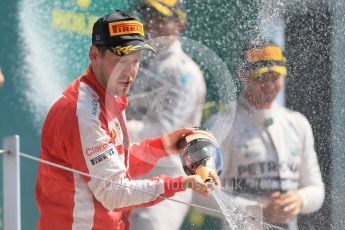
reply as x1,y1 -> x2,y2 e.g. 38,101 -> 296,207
127,0 -> 206,229
200,37 -> 325,229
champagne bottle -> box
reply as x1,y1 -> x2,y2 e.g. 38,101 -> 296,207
178,128 -> 223,183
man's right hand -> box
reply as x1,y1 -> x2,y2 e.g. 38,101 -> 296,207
182,175 -> 217,197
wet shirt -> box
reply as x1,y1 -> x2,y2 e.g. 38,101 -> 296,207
127,39 -> 206,141
35,65 -> 185,230
220,98 -> 324,214
127,39 -> 205,230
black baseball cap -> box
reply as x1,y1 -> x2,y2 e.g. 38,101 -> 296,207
92,10 -> 156,56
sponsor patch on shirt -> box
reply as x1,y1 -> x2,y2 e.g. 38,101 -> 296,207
90,147 -> 116,166
91,96 -> 99,116
237,160 -> 299,177
108,120 -> 122,142
232,177 -> 299,193
180,74 -> 190,86
86,143 -> 108,156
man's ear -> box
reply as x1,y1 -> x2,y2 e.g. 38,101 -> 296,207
177,20 -> 186,33
89,45 -> 101,64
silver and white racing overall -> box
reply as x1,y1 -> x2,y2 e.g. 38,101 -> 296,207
127,39 -> 206,230
194,97 -> 324,230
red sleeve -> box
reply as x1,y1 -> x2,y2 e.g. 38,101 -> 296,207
128,137 -> 168,178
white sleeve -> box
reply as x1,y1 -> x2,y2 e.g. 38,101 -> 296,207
297,115 -> 325,214
88,176 -> 165,211
77,115 -> 165,211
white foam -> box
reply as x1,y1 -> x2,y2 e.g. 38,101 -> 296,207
18,0 -> 67,128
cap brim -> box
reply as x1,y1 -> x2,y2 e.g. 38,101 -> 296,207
109,40 -> 156,56
249,65 -> 287,78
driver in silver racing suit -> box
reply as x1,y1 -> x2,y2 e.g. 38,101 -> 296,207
127,1 -> 206,229
196,38 -> 324,230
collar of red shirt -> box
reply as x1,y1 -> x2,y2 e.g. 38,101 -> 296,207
82,64 -> 128,116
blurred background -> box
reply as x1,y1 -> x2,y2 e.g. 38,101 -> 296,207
0,0 -> 345,229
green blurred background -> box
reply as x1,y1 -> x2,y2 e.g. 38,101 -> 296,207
1,0 -> 345,229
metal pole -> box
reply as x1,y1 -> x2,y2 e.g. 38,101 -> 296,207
3,136 -> 21,230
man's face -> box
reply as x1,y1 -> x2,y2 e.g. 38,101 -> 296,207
98,50 -> 141,96
142,10 -> 181,38
244,71 -> 284,105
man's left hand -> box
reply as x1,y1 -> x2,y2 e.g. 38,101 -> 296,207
272,190 -> 304,222
161,128 -> 194,155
